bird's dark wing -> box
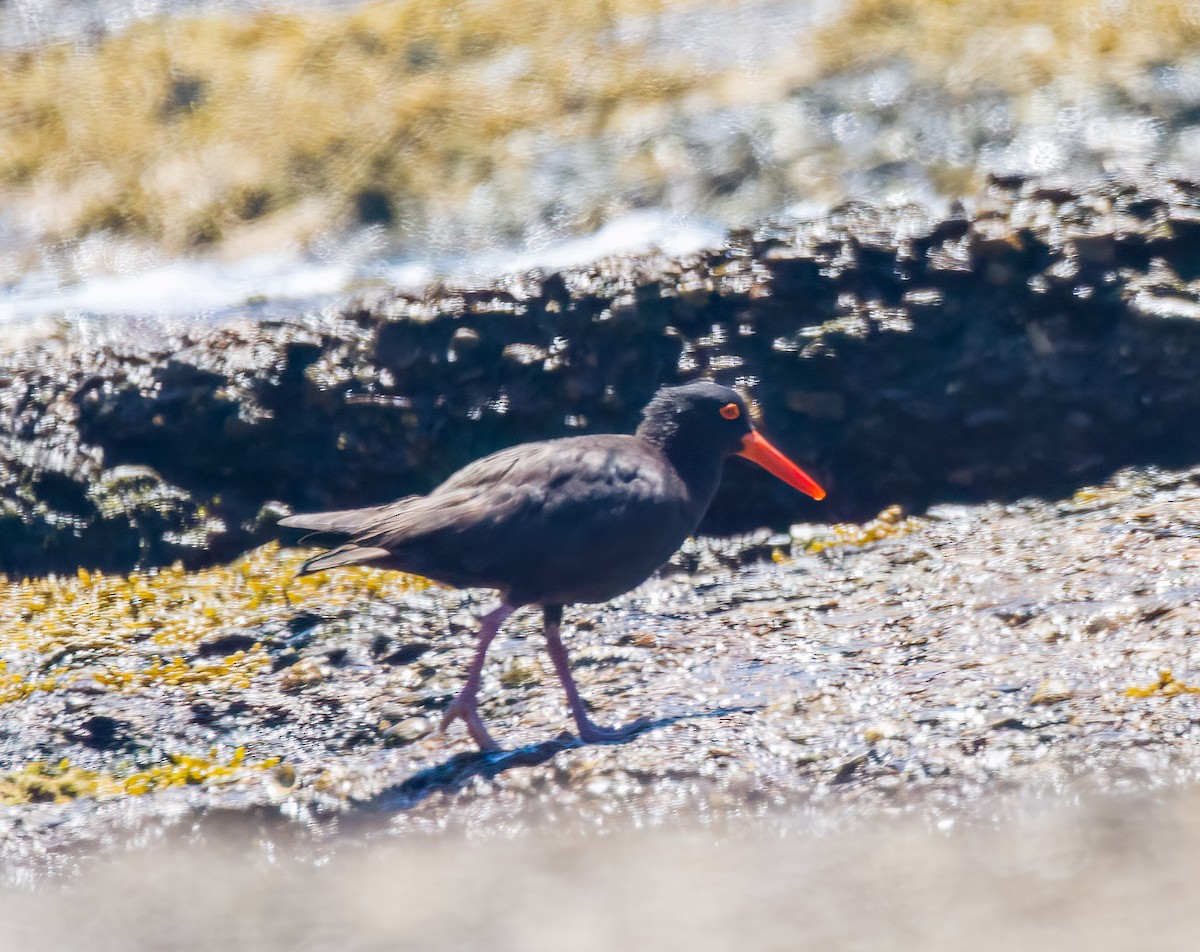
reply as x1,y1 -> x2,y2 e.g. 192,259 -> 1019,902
431,445 -> 526,493
280,434 -> 695,600
349,435 -> 692,600
355,436 -> 664,550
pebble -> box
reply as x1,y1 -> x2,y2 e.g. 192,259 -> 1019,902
279,658 -> 327,691
383,717 -> 433,745
1030,680 -> 1073,706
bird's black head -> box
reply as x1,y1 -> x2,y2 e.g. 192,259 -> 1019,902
635,382 -> 753,458
636,381 -> 826,501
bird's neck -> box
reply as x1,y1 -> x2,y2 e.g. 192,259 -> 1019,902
636,422 -> 726,517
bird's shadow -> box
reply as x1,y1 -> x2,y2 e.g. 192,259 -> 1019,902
354,705 -> 759,814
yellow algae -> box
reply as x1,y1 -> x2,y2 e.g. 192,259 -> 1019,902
499,658 -> 542,688
0,748 -> 283,805
0,543 -> 426,702
0,759 -> 123,805
1125,670 -> 1200,699
0,660 -> 62,705
802,506 -> 924,554
810,0 -> 1200,97
0,0 -> 707,251
122,746 -> 282,797
1065,486 -> 1132,511
0,0 -> 1190,254
91,649 -> 272,692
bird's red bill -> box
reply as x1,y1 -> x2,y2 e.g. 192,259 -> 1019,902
737,430 -> 826,500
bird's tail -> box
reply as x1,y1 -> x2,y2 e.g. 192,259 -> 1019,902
277,499 -> 413,536
295,543 -> 392,575
279,500 -> 416,575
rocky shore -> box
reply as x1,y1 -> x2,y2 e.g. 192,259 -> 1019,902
6,171 -> 1200,575
4,462 -> 1200,877
6,172 -> 1200,886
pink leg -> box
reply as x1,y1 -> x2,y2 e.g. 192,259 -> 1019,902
543,605 -> 649,744
439,604 -> 515,751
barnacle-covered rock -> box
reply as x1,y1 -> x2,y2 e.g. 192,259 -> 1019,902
6,170 -> 1200,574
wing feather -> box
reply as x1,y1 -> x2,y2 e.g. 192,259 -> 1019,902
298,544 -> 392,575
278,433 -> 688,599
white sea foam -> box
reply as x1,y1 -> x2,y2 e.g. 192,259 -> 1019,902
385,209 -> 727,291
0,209 -> 726,329
0,253 -> 352,324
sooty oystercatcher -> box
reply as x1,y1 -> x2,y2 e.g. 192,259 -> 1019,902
279,382 -> 825,751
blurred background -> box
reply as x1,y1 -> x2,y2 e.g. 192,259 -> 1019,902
6,787 -> 1200,952
3,0 -> 1200,321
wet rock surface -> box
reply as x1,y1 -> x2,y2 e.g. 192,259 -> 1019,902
4,464 -> 1200,875
8,172 -> 1200,572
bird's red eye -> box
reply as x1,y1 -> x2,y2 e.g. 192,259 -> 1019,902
719,402 -> 741,420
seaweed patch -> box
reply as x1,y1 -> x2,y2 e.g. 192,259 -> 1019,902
0,747 -> 282,806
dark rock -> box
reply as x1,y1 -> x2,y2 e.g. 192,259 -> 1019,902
8,171 -> 1200,574
64,714 -> 133,751
195,632 -> 259,658
271,647 -> 301,672
380,640 -> 433,666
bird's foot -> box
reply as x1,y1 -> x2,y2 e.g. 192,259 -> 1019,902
574,715 -> 651,745
440,695 -> 501,752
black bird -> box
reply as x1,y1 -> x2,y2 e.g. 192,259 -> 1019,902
279,382 -> 825,750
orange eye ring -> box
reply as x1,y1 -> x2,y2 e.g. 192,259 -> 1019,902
719,402 -> 741,420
